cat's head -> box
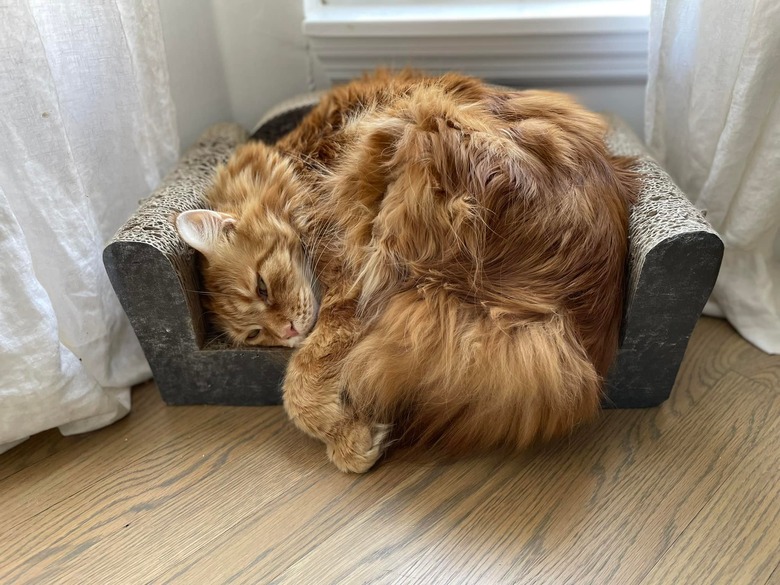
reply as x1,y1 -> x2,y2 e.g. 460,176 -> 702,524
175,208 -> 318,348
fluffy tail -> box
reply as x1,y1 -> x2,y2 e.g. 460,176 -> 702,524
341,289 -> 602,452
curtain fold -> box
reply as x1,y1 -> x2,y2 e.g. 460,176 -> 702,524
646,0 -> 780,354
0,0 -> 179,452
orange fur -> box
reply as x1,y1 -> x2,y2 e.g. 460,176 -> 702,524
176,70 -> 638,472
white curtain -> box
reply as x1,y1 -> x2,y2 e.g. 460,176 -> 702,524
646,0 -> 780,354
0,0 -> 179,452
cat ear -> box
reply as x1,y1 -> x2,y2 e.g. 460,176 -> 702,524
175,209 -> 236,256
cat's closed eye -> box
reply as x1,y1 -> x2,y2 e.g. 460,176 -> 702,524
256,275 -> 268,300
246,329 -> 261,340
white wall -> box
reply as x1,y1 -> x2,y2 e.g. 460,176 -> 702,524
159,0 -> 324,150
555,83 -> 645,138
210,0 -> 327,133
159,0 -> 233,150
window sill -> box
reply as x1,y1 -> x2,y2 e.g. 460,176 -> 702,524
304,1 -> 650,85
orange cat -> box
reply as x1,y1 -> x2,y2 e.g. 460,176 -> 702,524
176,70 -> 638,472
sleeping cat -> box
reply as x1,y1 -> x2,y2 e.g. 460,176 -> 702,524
176,70 -> 638,473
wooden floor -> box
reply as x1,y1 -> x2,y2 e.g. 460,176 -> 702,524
1,317 -> 779,585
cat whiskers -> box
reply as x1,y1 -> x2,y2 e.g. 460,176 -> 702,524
202,329 -> 233,349
286,151 -> 331,177
307,221 -> 337,275
183,287 -> 235,299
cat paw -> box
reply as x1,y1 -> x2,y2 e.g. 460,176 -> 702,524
326,422 -> 390,474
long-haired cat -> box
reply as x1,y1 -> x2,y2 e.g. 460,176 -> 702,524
176,70 -> 638,473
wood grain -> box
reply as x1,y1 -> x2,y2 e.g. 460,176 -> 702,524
641,410 -> 780,585
681,317 -> 780,390
263,373 -> 776,585
0,317 -> 778,585
0,383 -> 251,535
0,400 -> 291,583
0,427 -> 85,482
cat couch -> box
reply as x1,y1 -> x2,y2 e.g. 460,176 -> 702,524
104,94 -> 723,408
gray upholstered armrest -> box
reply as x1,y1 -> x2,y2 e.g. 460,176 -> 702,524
603,116 -> 723,406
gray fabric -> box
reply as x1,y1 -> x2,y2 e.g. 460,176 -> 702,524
104,101 -> 723,408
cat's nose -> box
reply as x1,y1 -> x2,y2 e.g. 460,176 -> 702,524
282,322 -> 299,339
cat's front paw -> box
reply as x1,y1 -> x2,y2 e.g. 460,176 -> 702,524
327,422 -> 390,473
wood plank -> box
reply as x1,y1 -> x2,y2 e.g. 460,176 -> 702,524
0,427 -> 85,482
0,383 -> 257,536
267,373 -> 777,585
1,316 -> 777,585
122,317 -> 731,583
640,404 -> 780,585
0,384 -> 165,482
153,451 -> 533,584
0,384 -> 155,519
768,563 -> 780,584
684,318 -> 780,389
5,408 -> 464,583
0,405 -> 292,584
